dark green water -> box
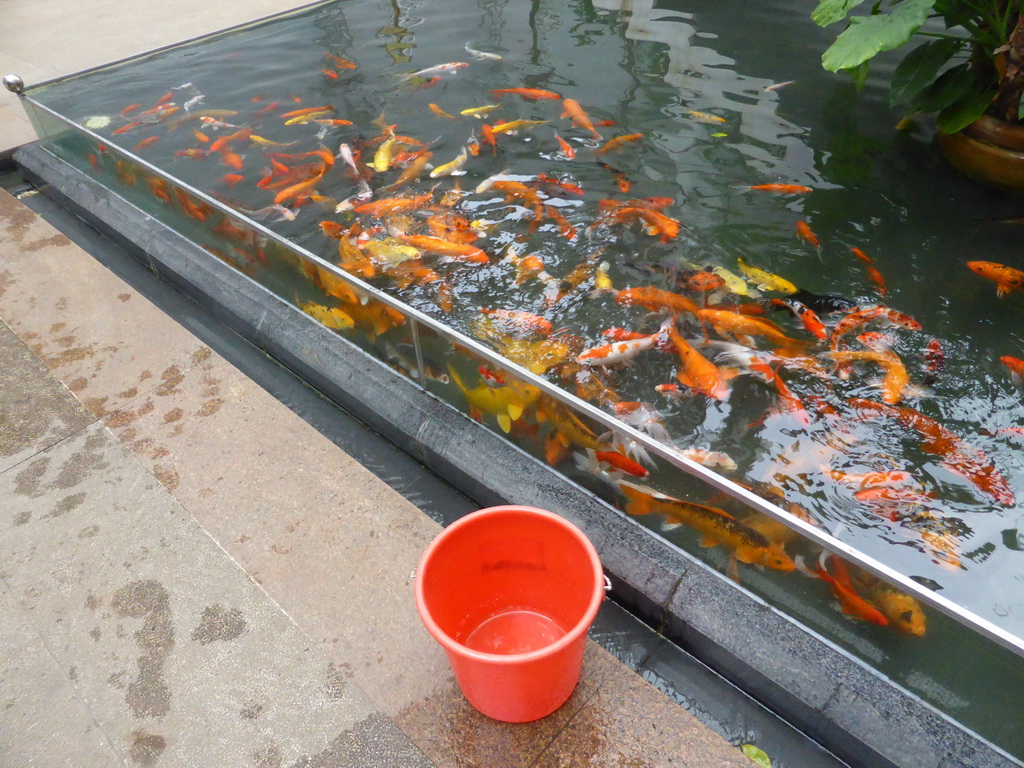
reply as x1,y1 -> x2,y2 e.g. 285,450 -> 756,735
26,0 -> 1024,757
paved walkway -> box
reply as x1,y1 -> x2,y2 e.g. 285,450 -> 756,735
0,4 -> 758,764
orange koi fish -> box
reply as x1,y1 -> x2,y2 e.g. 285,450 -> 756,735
856,574 -> 926,636
664,319 -> 730,399
132,136 -> 160,151
577,325 -> 666,367
560,98 -> 603,140
795,221 -> 820,248
850,398 -> 1015,506
770,298 -> 826,340
594,450 -> 649,478
354,190 -> 434,218
489,87 -> 562,100
543,205 -> 577,240
221,173 -> 245,188
1001,355 -> 1024,381
428,103 -> 457,119
120,104 -> 141,118
280,105 -> 335,119
596,133 -> 643,154
533,173 -> 584,196
322,69 -> 339,79
620,482 -> 795,571
831,341 -> 911,405
480,308 -> 553,338
697,307 -> 806,350
742,183 -> 813,194
553,132 -> 576,159
850,247 -> 887,295
395,234 -> 488,264
830,306 -> 920,350
678,270 -> 726,293
797,554 -> 888,626
616,286 -> 699,316
922,339 -> 945,386
967,260 -> 1024,297
325,54 -> 358,69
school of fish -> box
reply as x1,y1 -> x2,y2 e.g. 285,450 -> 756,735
81,49 -> 1024,641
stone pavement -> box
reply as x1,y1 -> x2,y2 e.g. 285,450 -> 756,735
0,187 -> 757,766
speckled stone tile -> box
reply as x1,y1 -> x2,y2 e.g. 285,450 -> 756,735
393,641 -> 622,768
533,645 -> 751,768
97,350 -> 454,708
0,189 -> 212,418
0,319 -> 94,473
0,581 -> 122,768
0,420 -> 432,767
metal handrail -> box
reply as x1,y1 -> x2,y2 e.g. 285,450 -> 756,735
15,92 -> 1024,658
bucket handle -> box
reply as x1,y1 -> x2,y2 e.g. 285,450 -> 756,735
411,569 -> 613,597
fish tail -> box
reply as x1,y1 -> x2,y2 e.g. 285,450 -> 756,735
447,364 -> 468,394
618,480 -> 653,516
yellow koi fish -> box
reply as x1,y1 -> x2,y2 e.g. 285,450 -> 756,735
460,104 -> 501,118
736,257 -> 797,294
687,109 -> 726,124
249,135 -> 298,147
448,365 -> 539,433
429,146 -> 468,178
490,119 -> 549,135
710,265 -> 758,297
284,109 -> 334,125
620,481 -> 795,571
299,301 -> 355,330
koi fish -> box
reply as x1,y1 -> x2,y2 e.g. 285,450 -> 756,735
429,146 -> 468,177
596,133 -> 644,154
538,397 -> 602,452
619,482 -> 795,571
740,183 -> 812,194
429,103 -> 457,119
491,119 -> 549,135
967,260 -> 1024,297
448,364 -> 540,433
577,323 -> 667,366
737,257 -> 797,294
796,221 -> 820,248
831,346 -> 911,405
560,98 -> 602,140
132,136 -> 160,151
320,54 -> 355,70
464,43 -> 502,61
664,319 -> 730,400
922,339 -> 945,386
285,110 -> 334,125
616,287 -> 699,316
1001,355 -> 1024,382
698,307 -> 806,351
675,270 -> 725,293
591,449 -> 650,478
830,306 -> 920,350
856,575 -> 926,636
553,132 -> 576,159
404,62 -> 470,79
710,266 -> 757,297
686,109 -> 726,124
770,298 -> 826,340
480,308 -> 552,338
299,301 -> 355,330
796,554 -> 888,626
610,402 -> 671,443
354,189 -> 434,218
850,398 -> 1015,506
460,104 -> 501,118
679,448 -> 738,473
489,87 -> 562,100
396,234 -> 487,264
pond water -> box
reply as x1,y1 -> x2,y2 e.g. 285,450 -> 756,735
23,0 -> 1024,758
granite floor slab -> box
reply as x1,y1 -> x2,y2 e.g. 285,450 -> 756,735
0,421 -> 432,768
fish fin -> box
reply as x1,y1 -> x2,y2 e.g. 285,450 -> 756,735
698,535 -> 720,548
447,364 -> 467,393
726,554 -> 742,584
733,547 -> 758,564
618,480 -> 653,515
507,403 -> 524,422
469,406 -> 483,423
496,414 -> 512,433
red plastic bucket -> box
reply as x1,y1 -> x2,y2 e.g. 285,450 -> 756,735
414,505 -> 605,722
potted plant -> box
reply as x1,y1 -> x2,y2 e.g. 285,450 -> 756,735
812,0 -> 1024,191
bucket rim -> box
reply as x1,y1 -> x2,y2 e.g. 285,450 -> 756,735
414,505 -> 604,664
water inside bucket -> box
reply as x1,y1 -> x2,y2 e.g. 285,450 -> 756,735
464,610 -> 566,655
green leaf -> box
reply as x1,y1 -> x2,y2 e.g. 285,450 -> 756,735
821,0 -> 937,72
911,63 -> 976,113
741,744 -> 772,768
812,0 -> 867,27
889,39 -> 964,107
937,88 -> 995,133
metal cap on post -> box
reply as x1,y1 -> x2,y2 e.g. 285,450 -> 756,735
3,74 -> 25,94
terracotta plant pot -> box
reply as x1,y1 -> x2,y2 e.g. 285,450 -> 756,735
937,114 -> 1024,193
